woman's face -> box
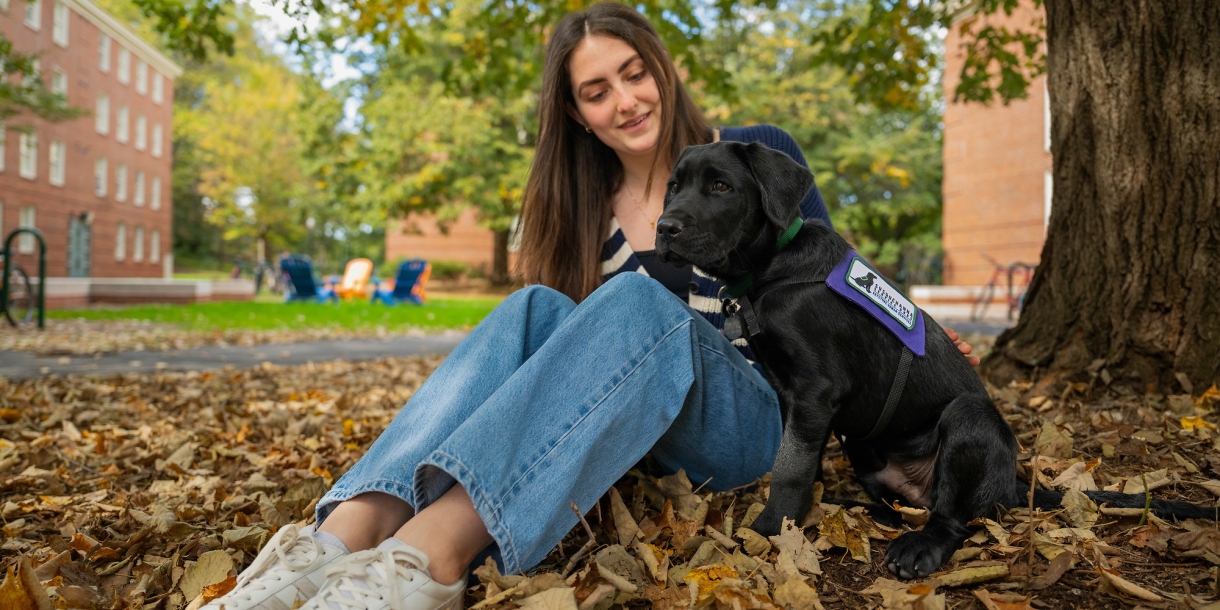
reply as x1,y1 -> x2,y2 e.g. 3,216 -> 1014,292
568,35 -> 662,160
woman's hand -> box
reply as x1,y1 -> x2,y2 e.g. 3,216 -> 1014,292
943,327 -> 980,367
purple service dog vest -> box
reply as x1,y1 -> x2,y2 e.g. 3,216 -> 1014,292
825,251 -> 926,356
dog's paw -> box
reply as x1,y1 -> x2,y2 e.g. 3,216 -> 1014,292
884,531 -> 953,580
749,506 -> 785,537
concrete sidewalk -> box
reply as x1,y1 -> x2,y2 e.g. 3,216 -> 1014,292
0,334 -> 466,380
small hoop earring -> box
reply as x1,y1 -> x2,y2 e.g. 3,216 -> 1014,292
584,126 -> 592,133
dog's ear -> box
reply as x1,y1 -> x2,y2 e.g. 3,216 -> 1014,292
739,141 -> 814,229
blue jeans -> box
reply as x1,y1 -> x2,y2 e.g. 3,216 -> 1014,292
315,273 -> 783,574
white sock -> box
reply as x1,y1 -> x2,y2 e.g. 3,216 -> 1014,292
313,530 -> 351,554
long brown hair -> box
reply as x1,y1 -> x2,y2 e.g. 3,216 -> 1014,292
516,2 -> 712,302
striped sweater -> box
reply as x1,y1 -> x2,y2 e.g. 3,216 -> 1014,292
600,124 -> 833,362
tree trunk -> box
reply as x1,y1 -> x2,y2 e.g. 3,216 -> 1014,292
982,0 -> 1220,393
490,229 -> 511,286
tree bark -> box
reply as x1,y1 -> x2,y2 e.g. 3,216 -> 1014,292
983,0 -> 1220,393
490,229 -> 511,286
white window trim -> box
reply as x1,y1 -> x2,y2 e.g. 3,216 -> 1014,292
150,229 -> 160,263
134,170 -> 145,205
1044,84 -> 1052,153
99,34 -> 111,73
151,123 -> 163,157
151,72 -> 163,104
117,47 -> 130,84
116,106 -> 129,143
150,175 -> 161,210
114,222 -> 126,260
136,60 -> 147,95
52,1 -> 68,46
25,0 -> 41,30
133,225 -> 144,262
135,114 -> 146,150
51,66 -> 67,96
18,207 -> 36,253
94,157 -> 107,196
96,94 -> 109,134
19,132 -> 37,179
1044,171 -> 1053,231
115,164 -> 127,201
49,139 -> 65,186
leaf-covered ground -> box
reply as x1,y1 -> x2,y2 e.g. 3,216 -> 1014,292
2,357 -> 1220,609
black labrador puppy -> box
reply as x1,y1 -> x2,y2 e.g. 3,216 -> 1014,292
654,141 -> 1213,579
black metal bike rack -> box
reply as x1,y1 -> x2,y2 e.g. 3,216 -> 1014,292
2,228 -> 47,329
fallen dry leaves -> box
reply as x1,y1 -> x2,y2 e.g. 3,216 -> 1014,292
0,319 -> 440,356
4,359 -> 1220,609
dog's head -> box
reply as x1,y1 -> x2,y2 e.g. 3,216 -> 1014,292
654,141 -> 813,279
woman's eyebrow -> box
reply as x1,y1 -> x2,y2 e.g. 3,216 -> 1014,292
576,55 -> 642,93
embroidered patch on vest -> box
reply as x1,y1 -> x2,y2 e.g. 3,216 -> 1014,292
826,252 -> 926,356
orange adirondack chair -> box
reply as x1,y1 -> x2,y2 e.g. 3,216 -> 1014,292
333,258 -> 374,300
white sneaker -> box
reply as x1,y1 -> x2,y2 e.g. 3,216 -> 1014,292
302,541 -> 465,610
204,523 -> 349,610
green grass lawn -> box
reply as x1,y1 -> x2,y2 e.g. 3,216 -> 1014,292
47,296 -> 504,333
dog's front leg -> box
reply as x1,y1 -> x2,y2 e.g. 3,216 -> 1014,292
750,415 -> 832,536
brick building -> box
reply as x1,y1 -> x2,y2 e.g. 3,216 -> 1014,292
941,0 -> 1051,287
386,209 -> 499,272
1,0 -> 179,280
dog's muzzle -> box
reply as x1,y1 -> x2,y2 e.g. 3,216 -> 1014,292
654,214 -> 691,265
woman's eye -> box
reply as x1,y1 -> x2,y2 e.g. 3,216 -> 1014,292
629,71 -> 646,82
589,91 -> 606,102
712,180 -> 731,193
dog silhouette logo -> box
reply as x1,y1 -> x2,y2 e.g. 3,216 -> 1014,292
853,271 -> 877,292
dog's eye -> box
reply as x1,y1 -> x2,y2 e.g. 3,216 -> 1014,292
711,180 -> 731,193
668,181 -> 678,195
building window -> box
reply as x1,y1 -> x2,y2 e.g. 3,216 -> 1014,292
49,139 -> 65,186
0,121 -> 6,172
1044,171 -> 1053,231
95,94 -> 109,134
22,59 -> 39,88
136,60 -> 147,95
94,157 -> 107,196
150,175 -> 161,210
151,72 -> 163,104
115,164 -> 127,201
150,229 -> 160,263
18,206 -> 36,253
134,170 -> 145,205
114,222 -> 126,260
116,106 -> 128,143
24,0 -> 40,29
52,2 -> 67,46
99,34 -> 110,72
1044,85 -> 1051,153
1,0 -> 9,13
151,123 -> 163,158
133,225 -> 144,261
51,67 -> 67,97
19,132 -> 37,179
135,115 -> 146,150
117,47 -> 130,84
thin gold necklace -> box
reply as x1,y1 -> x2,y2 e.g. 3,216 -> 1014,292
624,181 -> 656,229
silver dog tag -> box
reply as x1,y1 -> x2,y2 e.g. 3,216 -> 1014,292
723,315 -> 743,341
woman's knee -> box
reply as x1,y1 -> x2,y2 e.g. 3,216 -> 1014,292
594,272 -> 689,312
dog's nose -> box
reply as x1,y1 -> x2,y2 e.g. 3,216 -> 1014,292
656,217 -> 683,238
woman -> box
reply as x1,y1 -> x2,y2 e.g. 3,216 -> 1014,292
206,4 -> 975,610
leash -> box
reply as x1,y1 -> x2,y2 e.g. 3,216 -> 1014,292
859,345 -> 912,441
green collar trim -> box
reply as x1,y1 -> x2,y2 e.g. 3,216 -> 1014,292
723,218 -> 804,299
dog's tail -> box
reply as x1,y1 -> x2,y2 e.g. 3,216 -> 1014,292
1029,488 -> 1217,521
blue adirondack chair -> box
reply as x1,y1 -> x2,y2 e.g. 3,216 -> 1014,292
372,259 -> 431,305
281,256 -> 338,303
